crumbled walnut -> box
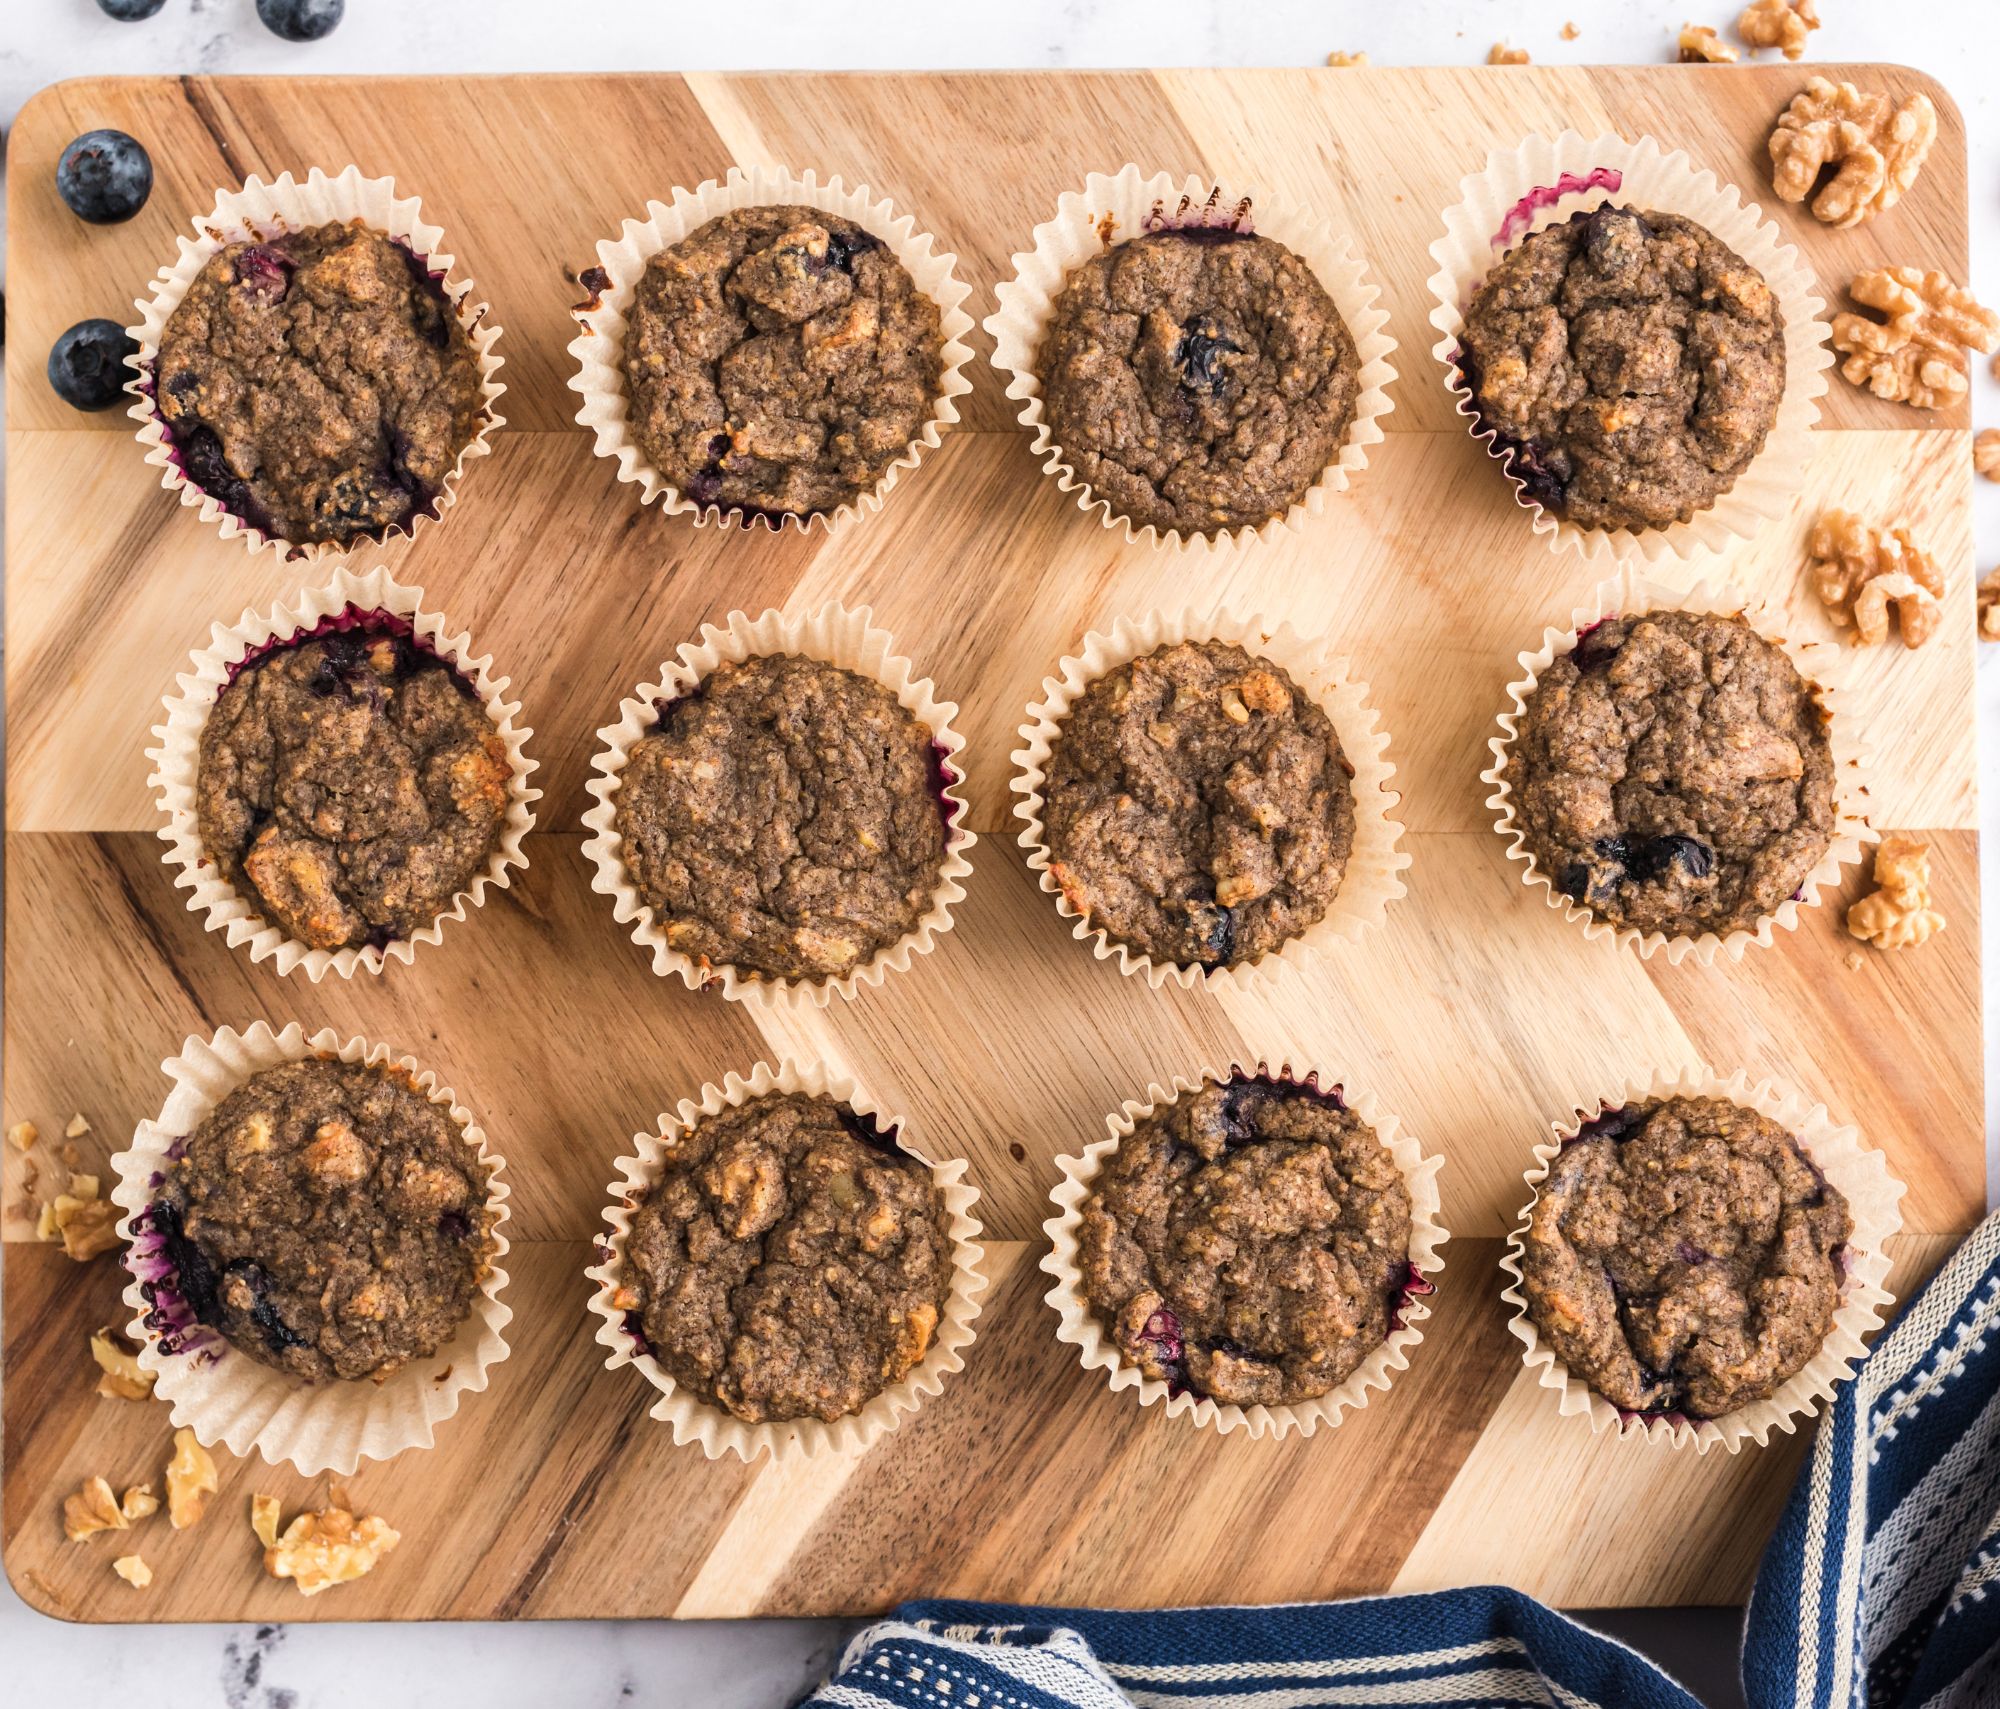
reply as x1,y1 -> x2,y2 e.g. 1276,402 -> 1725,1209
1738,0 -> 1818,58
89,1327 -> 155,1401
121,1484 -> 160,1522
251,1494 -> 400,1596
1808,511 -> 1943,647
1326,50 -> 1368,66
1769,78 -> 1937,228
167,1427 -> 218,1530
1488,41 -> 1530,64
1848,836 -> 1947,949
62,1476 -> 143,1540
65,1114 -> 91,1139
1679,25 -> 1739,62
1977,430 -> 2000,480
1562,21 -> 1581,39
38,1172 -> 121,1261
1979,569 -> 2000,641
1832,269 -> 2000,409
7,1120 -> 35,1151
112,1554 -> 153,1589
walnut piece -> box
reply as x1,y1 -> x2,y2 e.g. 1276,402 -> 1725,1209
1562,21 -> 1581,40
90,1327 -> 155,1401
1769,78 -> 1937,229
167,1427 -> 219,1530
112,1554 -> 153,1589
62,1476 -> 155,1540
1980,569 -> 2000,641
1488,42 -> 1530,64
65,1113 -> 91,1139
1326,50 -> 1368,66
1738,0 -> 1818,58
1832,269 -> 2000,409
1848,835 -> 1947,950
1808,510 -> 1944,646
1976,430 -> 2000,480
7,1120 -> 36,1151
36,1170 -> 121,1262
1679,25 -> 1739,63
251,1493 -> 400,1596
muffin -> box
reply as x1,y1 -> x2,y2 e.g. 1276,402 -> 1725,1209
1036,228 -> 1362,534
153,221 -> 485,548
612,652 -> 950,983
614,1091 -> 952,1424
195,615 -> 513,954
1457,205 -> 1785,531
1519,1095 -> 1852,1419
145,1058 -> 497,1384
1075,1071 -> 1412,1407
1501,609 -> 1835,938
1040,640 -> 1355,969
621,205 -> 943,518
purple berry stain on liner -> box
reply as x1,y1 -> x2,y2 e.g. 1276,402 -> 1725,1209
1489,167 -> 1624,250
1141,186 -> 1255,242
219,604 -> 466,699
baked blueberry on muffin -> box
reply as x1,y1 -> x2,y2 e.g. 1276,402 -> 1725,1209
144,1058 -> 496,1383
615,1092 -> 952,1424
1457,206 -> 1785,531
1041,640 -> 1355,969
153,222 -> 485,547
1502,609 -> 1834,938
1519,1095 -> 1851,1419
613,653 -> 950,983
1037,227 -> 1362,534
622,205 -> 943,518
1076,1071 -> 1412,1407
195,615 -> 513,954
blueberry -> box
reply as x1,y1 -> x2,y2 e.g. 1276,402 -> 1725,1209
55,128 -> 153,224
96,0 -> 166,17
1571,620 -> 1622,673
46,318 -> 137,410
1136,1304 -> 1184,1367
1172,314 -> 1242,395
1576,1103 -> 1648,1146
1183,896 -> 1236,966
256,0 -> 343,41
818,228 -> 878,275
233,243 -> 295,304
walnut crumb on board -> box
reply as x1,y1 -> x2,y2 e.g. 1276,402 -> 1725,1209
90,1327 -> 156,1401
1488,42 -> 1530,65
1679,25 -> 1739,63
252,1494 -> 400,1595
1808,511 -> 1943,647
1976,430 -> 2000,479
1326,51 -> 1369,66
35,1172 -> 120,1261
62,1476 -> 156,1540
1848,836 -> 1946,950
112,1555 -> 153,1589
1738,0 -> 1818,58
65,1113 -> 90,1139
1769,79 -> 1937,228
167,1427 -> 219,1530
7,1120 -> 36,1151
1832,269 -> 2000,409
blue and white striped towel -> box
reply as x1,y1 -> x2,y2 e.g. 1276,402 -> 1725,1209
801,1209 -> 2000,1709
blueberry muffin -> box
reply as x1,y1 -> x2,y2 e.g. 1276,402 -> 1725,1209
1501,609 -> 1835,937
1519,1095 -> 1851,1418
1458,205 -> 1785,531
154,221 -> 485,547
1075,1071 -> 1412,1407
614,1092 -> 952,1424
1037,226 -> 1362,534
1041,640 -> 1355,969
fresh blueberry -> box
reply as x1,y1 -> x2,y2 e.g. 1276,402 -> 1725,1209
46,318 -> 137,411
55,128 -> 153,224
1173,314 -> 1242,395
256,0 -> 344,41
96,0 -> 167,18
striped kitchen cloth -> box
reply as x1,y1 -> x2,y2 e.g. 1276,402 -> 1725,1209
799,1208 -> 2000,1709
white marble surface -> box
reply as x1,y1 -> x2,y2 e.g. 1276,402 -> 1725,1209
2,1 -> 1998,1704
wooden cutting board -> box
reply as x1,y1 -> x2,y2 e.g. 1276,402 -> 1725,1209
2,64 -> 1982,1623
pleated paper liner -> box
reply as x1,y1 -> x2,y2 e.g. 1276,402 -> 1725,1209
1481,565 -> 1873,965
1425,131 -> 1832,565
566,163 -> 975,533
147,565 -> 540,982
581,601 -> 975,1006
986,163 -> 1398,551
1499,1063 -> 1903,1453
1012,607 -> 1408,990
109,1022 -> 513,1475
1042,1062 -> 1447,1437
584,1056 -> 985,1462
124,165 -> 506,561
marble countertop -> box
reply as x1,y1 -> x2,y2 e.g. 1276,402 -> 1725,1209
3,1 -> 1997,1703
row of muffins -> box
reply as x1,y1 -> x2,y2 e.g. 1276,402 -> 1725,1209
120,152 -> 1814,562
112,1026 -> 1895,1469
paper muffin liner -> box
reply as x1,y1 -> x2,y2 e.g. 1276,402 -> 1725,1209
1012,608 -> 1408,989
584,1056 -> 984,1462
582,602 -> 974,1005
1499,1063 -> 1903,1453
147,565 -> 540,982
566,164 -> 974,533
1041,1063 -> 1447,1437
108,1021 -> 513,1475
986,164 -> 1399,551
1481,565 -> 1873,965
124,165 -> 506,562
1426,131 -> 1832,565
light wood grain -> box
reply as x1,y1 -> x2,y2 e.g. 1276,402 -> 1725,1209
2,65 -> 1982,1622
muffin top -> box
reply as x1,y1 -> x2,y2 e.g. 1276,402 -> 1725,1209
1519,1095 -> 1852,1420
1076,1072 -> 1412,1407
613,652 -> 949,983
196,619 -> 513,953
1502,609 -> 1835,938
618,1092 -> 952,1425
1042,640 -> 1355,969
1037,228 -> 1361,535
1458,206 -> 1785,531
152,1058 -> 494,1384
621,204 -> 943,518
154,221 -> 484,548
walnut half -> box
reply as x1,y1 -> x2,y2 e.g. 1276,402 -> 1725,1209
1769,78 -> 1938,229
251,1494 -> 400,1596
1808,511 -> 1943,647
1848,836 -> 1946,950
1832,269 -> 2000,410
1738,0 -> 1818,58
